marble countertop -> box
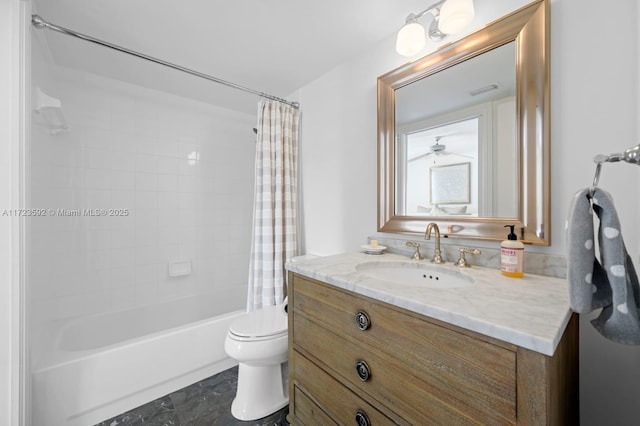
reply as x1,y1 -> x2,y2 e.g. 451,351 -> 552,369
286,252 -> 572,356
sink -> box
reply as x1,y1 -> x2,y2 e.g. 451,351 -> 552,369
356,261 -> 474,289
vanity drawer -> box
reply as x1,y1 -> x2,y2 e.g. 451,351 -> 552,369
295,313 -> 514,424
292,386 -> 337,426
292,275 -> 515,349
291,275 -> 517,423
292,350 -> 401,425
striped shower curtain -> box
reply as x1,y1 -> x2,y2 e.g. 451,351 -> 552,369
247,100 -> 300,311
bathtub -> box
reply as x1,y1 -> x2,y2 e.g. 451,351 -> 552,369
32,295 -> 245,426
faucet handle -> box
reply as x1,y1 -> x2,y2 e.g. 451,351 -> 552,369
405,241 -> 423,260
454,247 -> 481,267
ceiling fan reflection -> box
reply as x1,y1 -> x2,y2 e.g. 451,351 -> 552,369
425,136 -> 474,159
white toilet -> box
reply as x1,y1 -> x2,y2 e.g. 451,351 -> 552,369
224,301 -> 289,421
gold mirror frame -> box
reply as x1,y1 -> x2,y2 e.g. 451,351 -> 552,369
378,0 -> 549,245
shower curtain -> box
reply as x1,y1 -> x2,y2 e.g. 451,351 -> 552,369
247,99 -> 300,311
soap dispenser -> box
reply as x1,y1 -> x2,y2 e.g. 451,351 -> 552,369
500,225 -> 524,278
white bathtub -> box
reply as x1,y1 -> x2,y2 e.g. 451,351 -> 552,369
32,295 -> 245,426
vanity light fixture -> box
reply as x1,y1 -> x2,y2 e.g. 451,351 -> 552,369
396,0 -> 475,57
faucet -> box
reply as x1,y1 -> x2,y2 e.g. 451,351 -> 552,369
454,247 -> 482,267
405,241 -> 423,260
425,222 -> 445,264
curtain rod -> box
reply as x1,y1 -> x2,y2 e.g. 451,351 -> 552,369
31,14 -> 300,109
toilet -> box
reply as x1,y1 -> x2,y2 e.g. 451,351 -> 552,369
224,300 -> 289,421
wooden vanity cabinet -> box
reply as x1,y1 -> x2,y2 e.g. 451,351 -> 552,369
287,273 -> 578,425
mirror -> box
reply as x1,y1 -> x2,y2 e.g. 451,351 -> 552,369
395,41 -> 516,219
378,0 -> 549,245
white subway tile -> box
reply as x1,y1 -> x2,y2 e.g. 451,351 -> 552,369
157,279 -> 178,301
135,245 -> 159,265
157,157 -> 178,175
178,241 -> 197,260
135,172 -> 157,191
86,229 -> 112,251
83,189 -> 111,209
135,227 -> 157,247
156,139 -> 178,158
157,192 -> 178,210
111,248 -> 136,268
178,192 -> 197,210
110,170 -> 136,191
157,227 -> 179,245
157,244 -> 179,262
83,147 -> 110,169
135,191 -> 158,210
135,153 -> 158,174
135,264 -> 159,284
111,190 -> 135,208
86,249 -> 112,270
177,143 -> 198,159
110,266 -> 136,288
135,281 -> 158,304
135,208 -> 158,229
178,209 -> 197,229
110,131 -> 138,153
178,175 -> 197,192
109,286 -> 137,311
108,150 -> 136,171
178,158 -> 197,175
110,228 -> 136,249
157,174 -> 178,192
157,209 -> 179,228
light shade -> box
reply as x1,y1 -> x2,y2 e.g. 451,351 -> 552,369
395,21 -> 426,57
438,0 -> 475,35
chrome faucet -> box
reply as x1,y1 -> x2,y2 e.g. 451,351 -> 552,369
425,222 -> 445,264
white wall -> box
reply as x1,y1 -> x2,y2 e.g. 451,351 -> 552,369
295,0 -> 640,423
1,1 -> 25,424
552,2 -> 640,424
29,49 -> 257,368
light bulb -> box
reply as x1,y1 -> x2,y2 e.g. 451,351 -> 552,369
395,21 -> 426,57
438,0 -> 475,35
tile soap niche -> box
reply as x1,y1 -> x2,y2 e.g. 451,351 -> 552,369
168,261 -> 192,277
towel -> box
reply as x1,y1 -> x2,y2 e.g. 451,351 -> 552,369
567,187 -> 640,345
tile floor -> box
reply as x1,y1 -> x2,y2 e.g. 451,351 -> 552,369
95,366 -> 289,426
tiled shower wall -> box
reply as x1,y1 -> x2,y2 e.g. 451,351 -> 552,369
29,63 -> 256,342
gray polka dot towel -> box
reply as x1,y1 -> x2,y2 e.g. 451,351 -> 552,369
567,188 -> 640,344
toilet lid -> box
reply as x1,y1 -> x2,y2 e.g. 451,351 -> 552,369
229,304 -> 288,339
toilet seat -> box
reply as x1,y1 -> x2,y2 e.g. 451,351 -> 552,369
228,304 -> 287,341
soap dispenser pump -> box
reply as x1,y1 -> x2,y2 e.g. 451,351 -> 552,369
500,225 -> 524,278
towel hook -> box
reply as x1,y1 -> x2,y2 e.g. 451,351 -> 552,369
589,156 -> 606,198
590,144 -> 640,197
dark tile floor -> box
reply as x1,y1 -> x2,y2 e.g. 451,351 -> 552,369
95,366 -> 289,426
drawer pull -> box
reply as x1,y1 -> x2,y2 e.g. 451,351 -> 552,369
355,360 -> 371,382
355,311 -> 371,330
355,409 -> 371,426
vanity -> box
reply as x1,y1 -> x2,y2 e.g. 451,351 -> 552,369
286,253 -> 577,425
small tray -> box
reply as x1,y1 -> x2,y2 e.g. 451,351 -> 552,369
360,244 -> 387,255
